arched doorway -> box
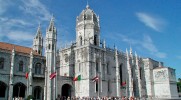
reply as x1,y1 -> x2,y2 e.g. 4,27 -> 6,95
34,86 -> 42,100
61,84 -> 72,98
0,81 -> 7,98
13,82 -> 26,98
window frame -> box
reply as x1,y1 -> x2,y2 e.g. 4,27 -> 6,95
0,58 -> 4,69
19,61 -> 24,72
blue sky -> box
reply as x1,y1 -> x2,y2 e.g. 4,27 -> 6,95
0,0 -> 181,79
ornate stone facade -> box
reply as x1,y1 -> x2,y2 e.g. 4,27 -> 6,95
0,4 -> 179,100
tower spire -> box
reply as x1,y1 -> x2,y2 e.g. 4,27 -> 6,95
86,0 -> 89,8
36,23 -> 41,37
33,24 -> 43,55
48,14 -> 55,31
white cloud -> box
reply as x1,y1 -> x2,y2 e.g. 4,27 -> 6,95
136,12 -> 166,32
20,0 -> 51,21
1,17 -> 33,26
7,31 -> 34,41
118,34 -> 167,58
0,0 -> 12,15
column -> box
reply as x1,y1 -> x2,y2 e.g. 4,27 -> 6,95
28,51 -> 33,95
115,48 -> 120,97
8,49 -> 15,100
135,52 -> 142,98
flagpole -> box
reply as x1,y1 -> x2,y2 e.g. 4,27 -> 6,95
126,78 -> 128,98
98,72 -> 100,99
55,67 -> 60,100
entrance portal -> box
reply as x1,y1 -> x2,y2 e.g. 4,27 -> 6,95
13,82 -> 26,98
61,84 -> 71,98
34,86 -> 42,100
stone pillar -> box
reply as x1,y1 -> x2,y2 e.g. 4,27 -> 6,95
135,52 -> 142,98
8,48 -> 15,100
126,49 -> 134,97
115,48 -> 120,97
44,67 -> 47,100
28,51 -> 33,96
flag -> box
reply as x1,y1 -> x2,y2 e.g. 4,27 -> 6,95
49,72 -> 57,80
121,82 -> 126,86
92,76 -> 99,82
73,75 -> 81,81
25,67 -> 28,79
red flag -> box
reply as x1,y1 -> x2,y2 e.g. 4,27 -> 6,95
121,82 -> 126,86
25,67 -> 28,79
73,75 -> 81,81
92,76 -> 99,82
49,72 -> 57,80
25,72 -> 28,79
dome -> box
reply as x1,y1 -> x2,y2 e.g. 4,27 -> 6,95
77,5 -> 99,24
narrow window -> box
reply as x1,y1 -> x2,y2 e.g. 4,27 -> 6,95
108,80 -> 110,92
80,36 -> 82,46
107,63 -> 109,74
48,44 -> 50,50
35,63 -> 41,74
96,82 -> 98,92
0,58 -> 4,69
52,44 -> 54,50
140,67 -> 142,79
19,61 -> 23,72
94,35 -> 97,45
38,50 -> 40,54
119,64 -> 123,85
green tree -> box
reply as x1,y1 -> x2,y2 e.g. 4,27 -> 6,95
177,78 -> 181,92
178,78 -> 181,82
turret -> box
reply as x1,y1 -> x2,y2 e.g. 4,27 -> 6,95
76,4 -> 100,46
33,24 -> 43,55
44,16 -> 57,100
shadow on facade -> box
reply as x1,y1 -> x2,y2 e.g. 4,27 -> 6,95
13,82 -> 26,98
0,81 -> 7,98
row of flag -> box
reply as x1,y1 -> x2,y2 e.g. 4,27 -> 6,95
25,72 -> 126,86
25,71 -> 57,80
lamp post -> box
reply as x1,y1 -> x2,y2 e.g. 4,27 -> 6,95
55,66 -> 60,99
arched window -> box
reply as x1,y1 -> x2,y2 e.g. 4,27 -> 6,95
94,35 -> 97,45
35,63 -> 41,74
0,58 -> 4,69
79,36 -> 82,46
0,81 -> 6,97
13,82 -> 26,98
19,61 -> 23,72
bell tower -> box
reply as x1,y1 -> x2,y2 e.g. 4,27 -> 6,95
76,4 -> 100,46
